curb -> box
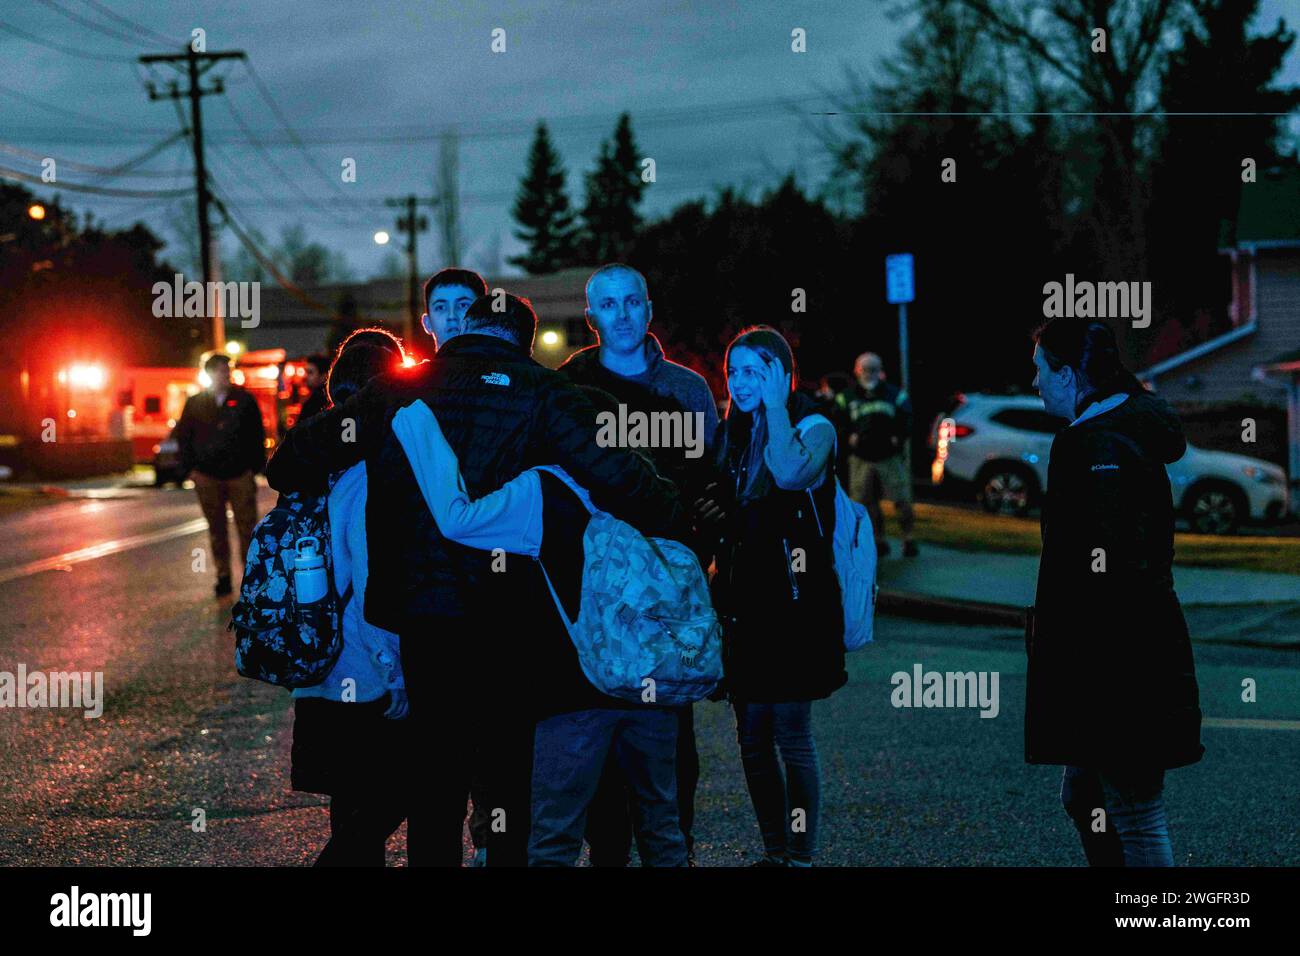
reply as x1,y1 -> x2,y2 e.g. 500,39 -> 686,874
878,588 -> 1300,650
877,588 -> 1026,628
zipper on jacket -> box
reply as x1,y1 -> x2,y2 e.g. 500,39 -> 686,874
782,537 -> 800,601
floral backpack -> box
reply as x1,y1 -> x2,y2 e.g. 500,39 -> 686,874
229,487 -> 351,688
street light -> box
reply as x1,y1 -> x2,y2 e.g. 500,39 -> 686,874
27,203 -> 46,221
225,341 -> 242,356
541,330 -> 561,347
373,230 -> 390,245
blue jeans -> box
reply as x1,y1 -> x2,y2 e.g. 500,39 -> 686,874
734,701 -> 821,864
1061,766 -> 1173,867
529,708 -> 687,867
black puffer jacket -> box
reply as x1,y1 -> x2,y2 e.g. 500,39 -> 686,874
1026,388 -> 1203,770
265,334 -> 687,636
711,402 -> 847,703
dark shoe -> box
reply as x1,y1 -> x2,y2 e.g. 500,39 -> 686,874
875,540 -> 891,559
215,575 -> 233,598
902,540 -> 920,558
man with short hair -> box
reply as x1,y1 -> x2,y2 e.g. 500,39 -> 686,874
266,292 -> 686,866
174,353 -> 265,597
559,263 -> 718,866
422,267 -> 488,348
836,351 -> 917,558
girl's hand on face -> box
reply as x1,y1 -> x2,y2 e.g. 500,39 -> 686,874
759,359 -> 791,411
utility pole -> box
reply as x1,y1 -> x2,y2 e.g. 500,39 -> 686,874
435,129 -> 461,267
140,46 -> 245,352
385,196 -> 435,346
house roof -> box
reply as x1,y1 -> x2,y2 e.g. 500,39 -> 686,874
1220,167 -> 1300,250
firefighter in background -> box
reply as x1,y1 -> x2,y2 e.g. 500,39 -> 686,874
835,351 -> 918,558
174,353 -> 266,597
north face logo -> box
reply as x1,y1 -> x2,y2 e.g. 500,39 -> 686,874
481,372 -> 510,386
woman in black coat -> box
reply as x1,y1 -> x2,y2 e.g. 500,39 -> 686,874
704,326 -> 846,867
1029,319 -> 1203,867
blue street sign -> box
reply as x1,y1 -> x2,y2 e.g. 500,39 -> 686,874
886,253 -> 914,304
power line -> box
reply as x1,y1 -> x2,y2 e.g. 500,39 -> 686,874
210,188 -> 362,325
0,16 -> 138,62
221,94 -> 370,230
0,163 -> 193,197
0,133 -> 189,180
0,80 -> 156,131
77,0 -> 181,48
241,59 -> 352,200
33,0 -> 150,48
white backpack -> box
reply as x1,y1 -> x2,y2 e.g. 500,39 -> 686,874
800,414 -> 878,650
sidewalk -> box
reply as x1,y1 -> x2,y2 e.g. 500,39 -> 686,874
0,468 -> 154,500
877,538 -> 1300,648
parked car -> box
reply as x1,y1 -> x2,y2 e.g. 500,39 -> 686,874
929,392 -> 1288,534
151,431 -> 187,488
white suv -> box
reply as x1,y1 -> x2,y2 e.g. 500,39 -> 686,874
929,392 -> 1289,534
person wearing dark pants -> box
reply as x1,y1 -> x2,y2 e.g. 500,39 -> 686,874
399,629 -> 474,868
702,327 -> 848,868
586,704 -> 699,866
530,708 -> 686,867
734,701 -> 820,866
174,352 -> 266,597
1027,319 -> 1203,867
314,786 -> 408,868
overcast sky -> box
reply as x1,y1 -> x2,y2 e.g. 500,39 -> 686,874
2,0 -> 1297,281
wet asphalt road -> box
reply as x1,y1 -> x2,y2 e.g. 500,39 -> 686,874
0,483 -> 1296,866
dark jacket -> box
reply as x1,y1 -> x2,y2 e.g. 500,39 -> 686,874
174,385 -> 266,479
560,335 -> 719,497
1026,388 -> 1203,770
710,399 -> 847,703
265,334 -> 687,709
298,386 -> 329,422
834,381 -> 911,463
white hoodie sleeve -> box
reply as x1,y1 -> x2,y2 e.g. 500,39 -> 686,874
392,400 -> 544,556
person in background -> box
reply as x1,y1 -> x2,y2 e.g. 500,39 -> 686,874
1028,319 -> 1202,867
835,352 -> 917,558
422,267 -> 488,349
700,326 -> 847,867
559,262 -> 717,867
174,353 -> 265,598
290,328 -> 409,866
298,354 -> 330,421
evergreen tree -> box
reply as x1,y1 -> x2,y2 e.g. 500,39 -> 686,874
579,113 -> 647,263
1146,0 -> 1299,352
509,122 -> 578,274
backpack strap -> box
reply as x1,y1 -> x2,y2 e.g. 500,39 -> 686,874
796,413 -> 837,538
338,581 -> 354,612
